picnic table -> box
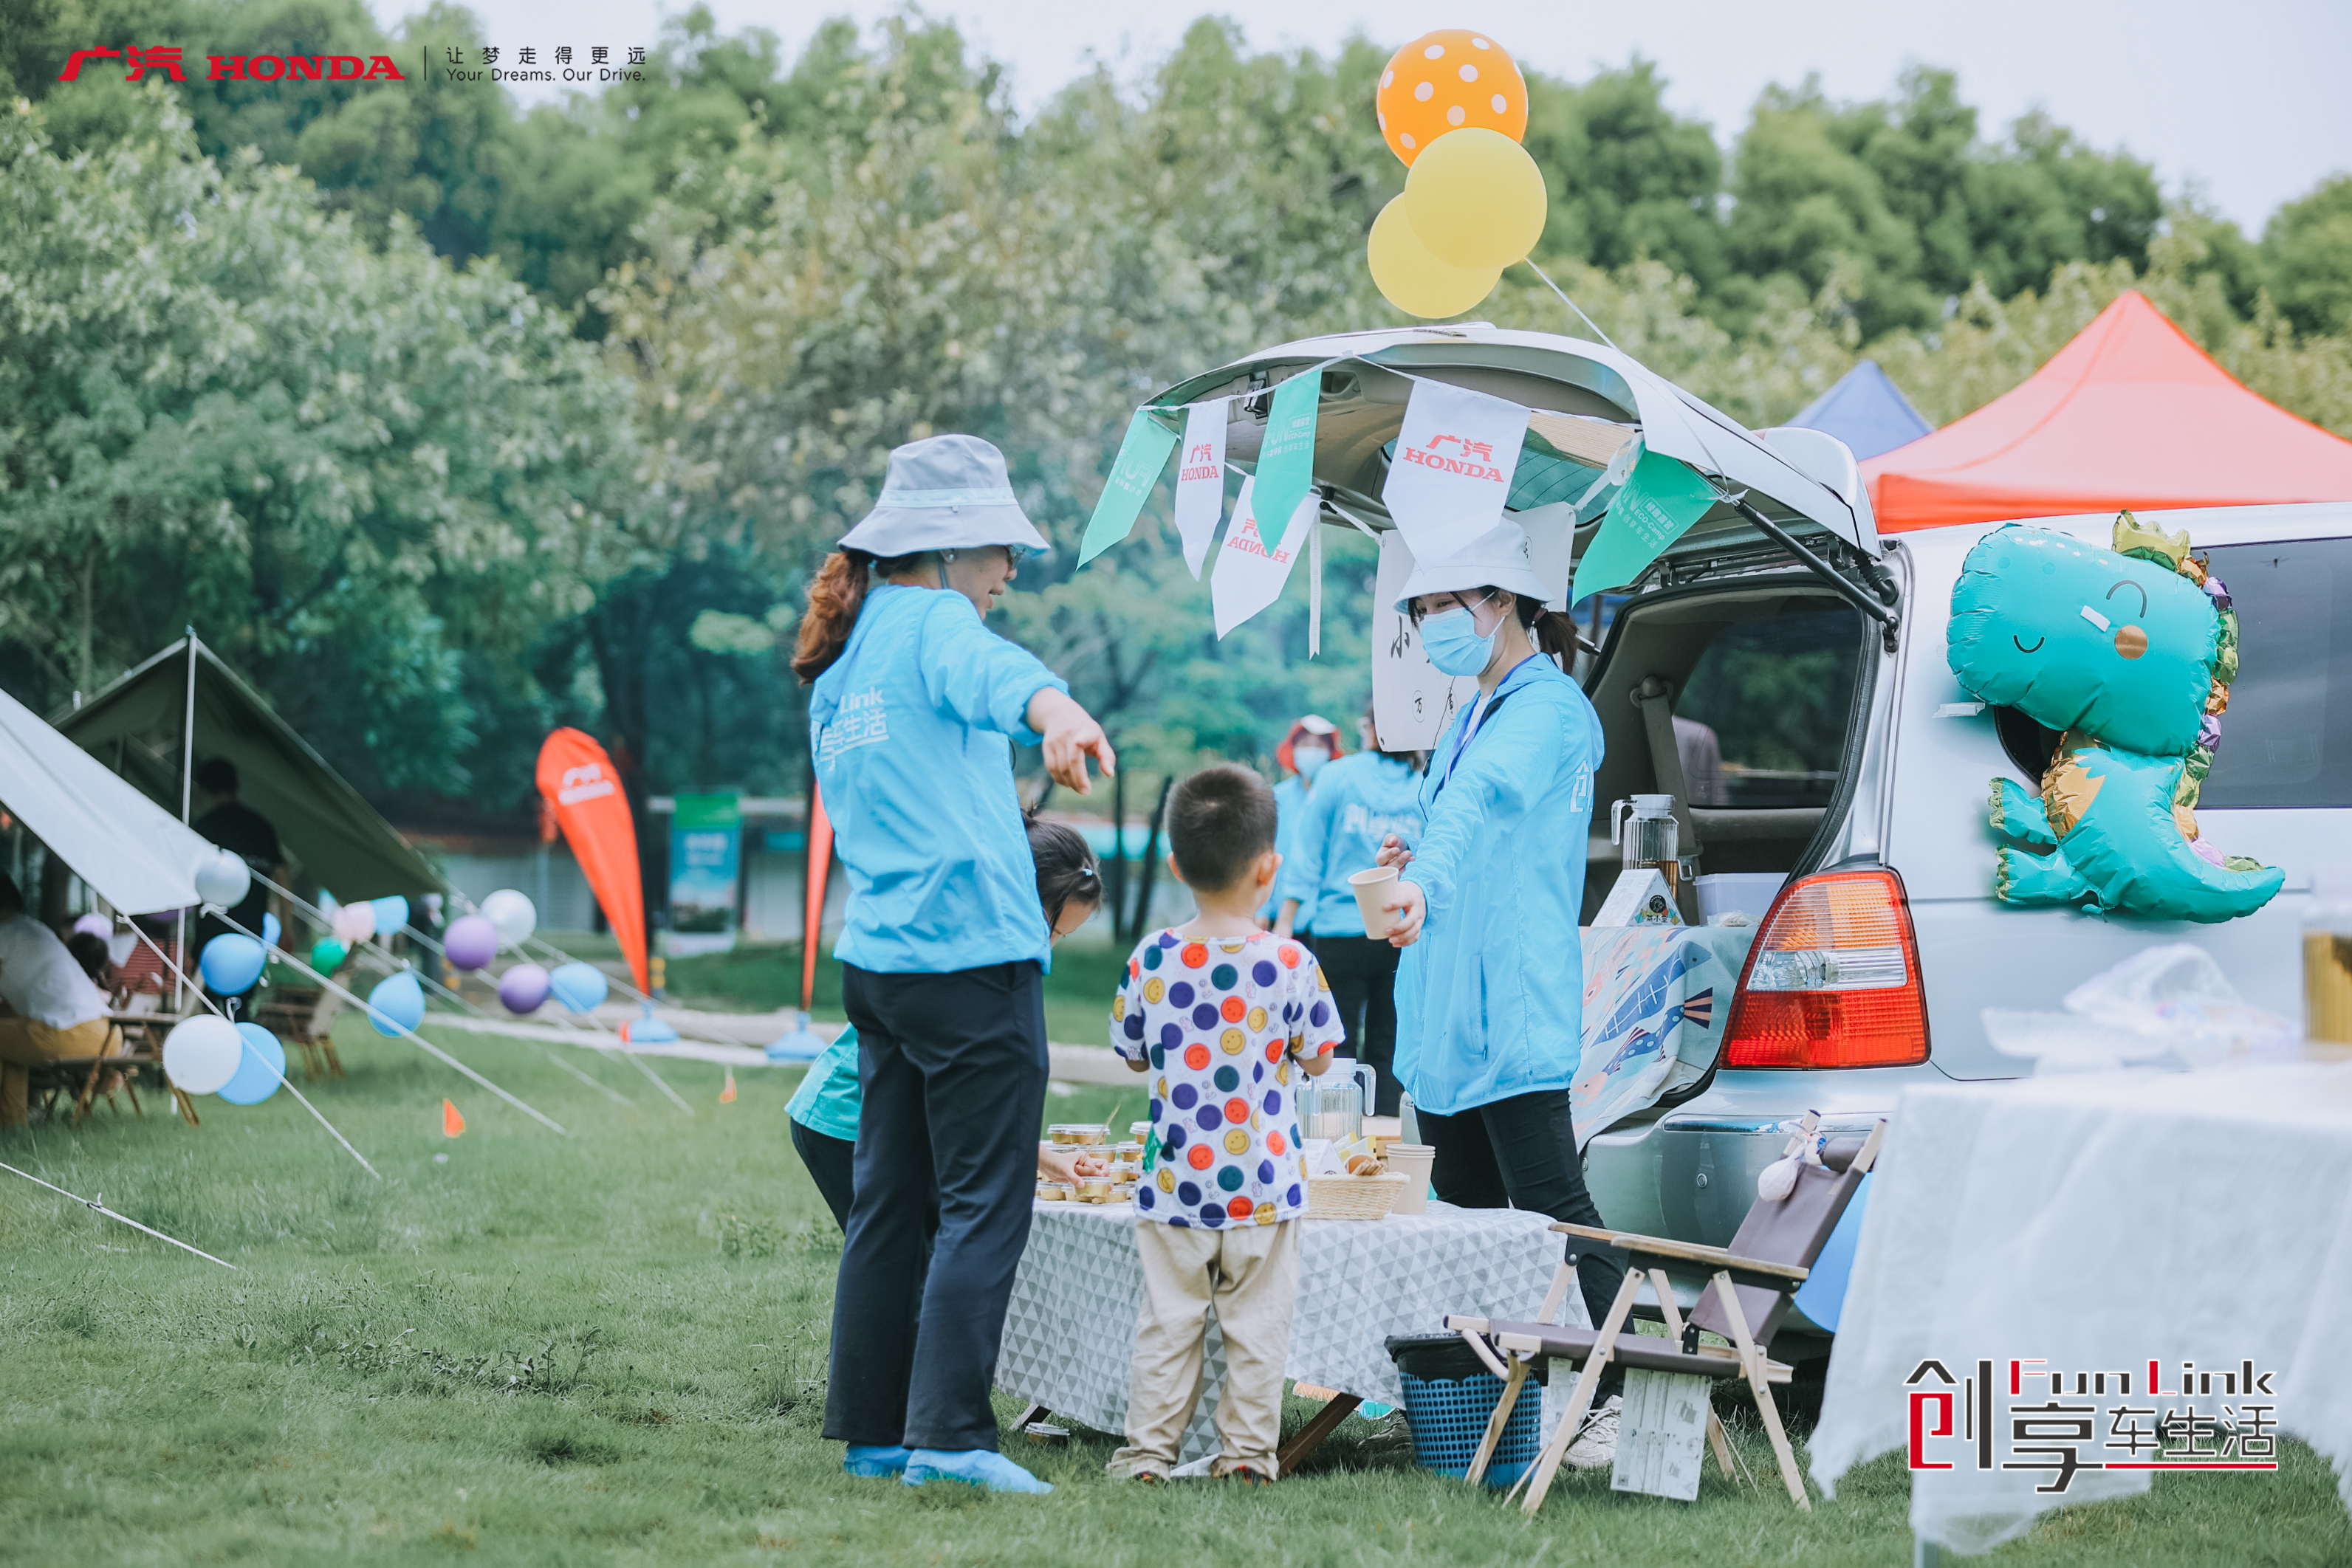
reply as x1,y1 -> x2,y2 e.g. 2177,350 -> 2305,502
997,1198 -> 1591,1469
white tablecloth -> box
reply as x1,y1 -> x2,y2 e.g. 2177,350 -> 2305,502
1811,1061 -> 2352,1553
998,1200 -> 1588,1462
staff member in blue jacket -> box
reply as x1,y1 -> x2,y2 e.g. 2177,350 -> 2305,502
794,433 -> 1115,1496
1376,517 -> 1630,1468
1259,715 -> 1339,924
1272,702 -> 1422,1114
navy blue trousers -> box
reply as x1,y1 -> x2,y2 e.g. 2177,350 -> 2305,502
822,960 -> 1048,1452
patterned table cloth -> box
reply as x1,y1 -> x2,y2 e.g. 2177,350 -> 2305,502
998,1200 -> 1589,1462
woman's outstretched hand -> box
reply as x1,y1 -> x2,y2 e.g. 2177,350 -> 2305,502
1028,688 -> 1117,795
1387,879 -> 1427,946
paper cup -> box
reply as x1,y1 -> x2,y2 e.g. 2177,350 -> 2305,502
1384,1143 -> 1435,1216
1350,866 -> 1402,938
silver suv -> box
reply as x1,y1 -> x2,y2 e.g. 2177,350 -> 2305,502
1161,324 -> 2346,1356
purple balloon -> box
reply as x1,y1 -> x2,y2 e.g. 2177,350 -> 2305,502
444,915 -> 499,971
498,962 -> 551,1014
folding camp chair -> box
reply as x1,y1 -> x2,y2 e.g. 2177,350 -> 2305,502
252,983 -> 346,1081
1445,1115 -> 1885,1514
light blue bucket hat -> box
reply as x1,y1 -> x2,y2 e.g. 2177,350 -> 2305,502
837,434 -> 1051,557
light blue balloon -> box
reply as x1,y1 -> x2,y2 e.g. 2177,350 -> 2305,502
219,1022 -> 286,1106
199,933 -> 266,994
261,912 -> 281,950
371,895 -> 410,939
367,969 -> 425,1036
548,961 -> 608,1014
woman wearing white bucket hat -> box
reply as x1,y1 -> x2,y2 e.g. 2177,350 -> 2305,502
795,433 -> 1115,1495
1374,516 -> 1631,1466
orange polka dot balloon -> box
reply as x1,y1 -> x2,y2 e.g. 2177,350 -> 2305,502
1377,29 -> 1528,166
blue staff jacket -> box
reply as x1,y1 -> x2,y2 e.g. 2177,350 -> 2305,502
1276,751 -> 1424,936
1261,774 -> 1310,924
809,584 -> 1068,974
1391,656 -> 1602,1115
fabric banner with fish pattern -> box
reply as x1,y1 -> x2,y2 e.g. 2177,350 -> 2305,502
1570,924 -> 1756,1148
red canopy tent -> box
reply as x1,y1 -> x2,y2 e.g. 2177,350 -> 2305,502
1862,290 -> 2352,532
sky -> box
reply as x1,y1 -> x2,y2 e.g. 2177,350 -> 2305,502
409,0 -> 2352,232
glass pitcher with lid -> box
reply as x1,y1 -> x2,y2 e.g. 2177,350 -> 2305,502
1297,1055 -> 1378,1142
1611,793 -> 1681,890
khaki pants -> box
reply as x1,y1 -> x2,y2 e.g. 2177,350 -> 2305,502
1109,1218 -> 1301,1479
0,1017 -> 115,1126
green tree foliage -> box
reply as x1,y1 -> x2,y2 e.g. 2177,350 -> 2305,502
2263,174 -> 2352,337
0,92 -> 635,796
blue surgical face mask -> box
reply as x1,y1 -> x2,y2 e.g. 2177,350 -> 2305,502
1421,602 -> 1497,676
1293,746 -> 1330,780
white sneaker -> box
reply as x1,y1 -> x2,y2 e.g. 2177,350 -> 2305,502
1563,1395 -> 1622,1470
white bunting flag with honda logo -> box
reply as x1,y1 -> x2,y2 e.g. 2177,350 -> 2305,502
1173,397 -> 1230,579
1381,379 -> 1529,562
1210,475 -> 1318,638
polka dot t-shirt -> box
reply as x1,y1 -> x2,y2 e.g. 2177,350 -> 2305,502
1110,929 -> 1345,1228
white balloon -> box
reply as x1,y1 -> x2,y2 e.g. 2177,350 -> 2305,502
332,901 -> 377,945
163,1015 -> 244,1096
193,848 -> 251,909
481,889 -> 537,947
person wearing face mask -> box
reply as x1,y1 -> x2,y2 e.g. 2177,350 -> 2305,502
1272,701 -> 1422,1115
1372,517 -> 1631,1470
1260,715 -> 1342,926
793,433 -> 1117,1496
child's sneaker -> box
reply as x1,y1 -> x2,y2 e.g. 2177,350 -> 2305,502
843,1444 -> 911,1477
902,1448 -> 1053,1494
1218,1463 -> 1276,1486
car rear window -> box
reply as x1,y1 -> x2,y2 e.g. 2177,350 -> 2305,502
2198,539 -> 2349,809
1673,607 -> 1862,808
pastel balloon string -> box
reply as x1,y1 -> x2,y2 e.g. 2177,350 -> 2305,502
132,923 -> 383,1180
205,908 -> 567,1136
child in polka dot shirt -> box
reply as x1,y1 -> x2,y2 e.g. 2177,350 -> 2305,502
1105,764 -> 1343,1484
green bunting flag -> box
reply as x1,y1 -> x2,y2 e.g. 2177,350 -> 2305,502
1077,408 -> 1181,565
1569,448 -> 1721,603
1249,368 -> 1323,560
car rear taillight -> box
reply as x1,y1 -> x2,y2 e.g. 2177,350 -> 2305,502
1722,869 -> 1929,1068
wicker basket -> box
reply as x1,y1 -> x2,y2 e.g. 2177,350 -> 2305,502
1307,1172 -> 1410,1220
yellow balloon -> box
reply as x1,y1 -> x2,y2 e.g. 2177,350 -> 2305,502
1367,196 -> 1500,319
1402,127 -> 1549,270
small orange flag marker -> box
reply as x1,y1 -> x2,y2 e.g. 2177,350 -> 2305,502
442,1098 -> 466,1137
719,1067 -> 737,1104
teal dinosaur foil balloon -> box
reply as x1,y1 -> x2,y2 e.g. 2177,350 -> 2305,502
1946,515 -> 2281,924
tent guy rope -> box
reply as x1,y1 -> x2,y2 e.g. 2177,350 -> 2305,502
0,1158 -> 239,1270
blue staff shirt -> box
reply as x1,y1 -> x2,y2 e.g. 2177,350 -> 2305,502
1391,656 -> 1602,1115
1275,751 -> 1424,936
786,1023 -> 862,1141
809,583 -> 1069,974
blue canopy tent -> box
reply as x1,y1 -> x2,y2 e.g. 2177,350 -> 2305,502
1789,360 -> 1933,461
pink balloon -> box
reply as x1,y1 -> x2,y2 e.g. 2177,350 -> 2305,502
498,963 -> 551,1014
444,915 -> 498,971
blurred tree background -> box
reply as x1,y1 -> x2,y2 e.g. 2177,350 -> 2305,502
4,0 -> 2351,831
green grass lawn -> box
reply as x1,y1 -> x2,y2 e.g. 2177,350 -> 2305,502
3,1016 -> 2345,1565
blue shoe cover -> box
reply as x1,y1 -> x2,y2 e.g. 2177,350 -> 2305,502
844,1444 -> 912,1476
902,1448 -> 1053,1493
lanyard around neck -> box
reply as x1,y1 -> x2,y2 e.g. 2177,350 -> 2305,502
1439,655 -> 1537,788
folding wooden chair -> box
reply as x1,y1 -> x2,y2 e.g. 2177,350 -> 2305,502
1446,1115 -> 1885,1514
252,983 -> 346,1081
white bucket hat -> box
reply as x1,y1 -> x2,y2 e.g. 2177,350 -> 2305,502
1391,517 -> 1551,612
837,434 -> 1051,557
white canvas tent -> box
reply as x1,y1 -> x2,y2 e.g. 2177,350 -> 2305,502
0,684 -> 212,915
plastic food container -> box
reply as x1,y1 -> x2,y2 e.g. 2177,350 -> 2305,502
1038,1181 -> 1072,1202
1074,1178 -> 1112,1203
1072,1125 -> 1108,1146
1047,1124 -> 1078,1145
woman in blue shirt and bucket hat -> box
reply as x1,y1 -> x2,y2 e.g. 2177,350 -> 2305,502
793,433 -> 1115,1496
1375,516 -> 1631,1469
